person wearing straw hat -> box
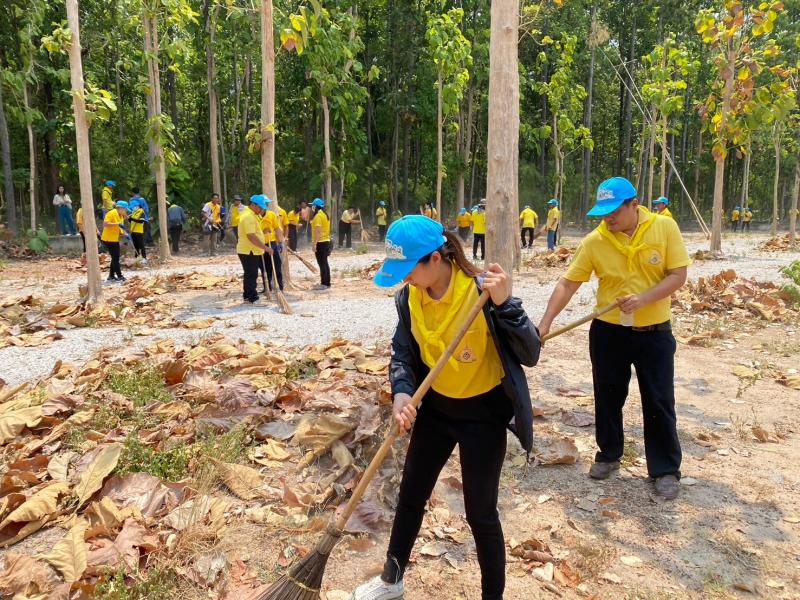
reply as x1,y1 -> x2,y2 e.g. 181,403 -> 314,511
237,195 -> 270,304
653,196 -> 673,219
349,215 -> 541,600
519,204 -> 538,249
545,199 -> 560,251
537,176 -> 690,500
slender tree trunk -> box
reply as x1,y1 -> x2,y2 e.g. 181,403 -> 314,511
623,16 -> 636,180
321,94 -> 332,204
646,105 -> 657,208
206,2 -> 221,196
635,117 -> 648,194
435,71 -> 443,221
457,83 -> 474,212
772,127 -> 781,237
694,128 -> 702,214
260,0 -> 277,199
740,143 -> 751,208
789,151 -> 798,248
143,10 -> 170,261
710,44 -> 735,252
485,0 -> 519,273
402,118 -> 411,210
23,82 -> 37,232
66,0 -> 101,302
0,72 -> 16,234
581,3 -> 597,225
659,113 -> 667,198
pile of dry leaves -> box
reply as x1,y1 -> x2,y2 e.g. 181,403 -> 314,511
673,269 -> 798,321
0,335 -> 393,598
758,234 -> 797,252
523,247 -> 574,269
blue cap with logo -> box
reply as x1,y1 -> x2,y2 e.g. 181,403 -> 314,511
312,198 -> 324,208
587,177 -> 637,217
654,196 -> 669,206
115,200 -> 129,210
373,216 -> 447,288
249,194 -> 267,210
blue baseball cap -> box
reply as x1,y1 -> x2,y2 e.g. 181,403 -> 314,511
587,177 -> 637,217
459,207 -> 466,214
249,194 -> 267,210
105,180 -> 116,187
524,204 -> 531,209
312,198 -> 324,207
654,196 -> 669,206
264,196 -> 273,204
373,216 -> 447,288
115,200 -> 129,210
547,199 -> 559,206
379,201 -> 386,206
735,206 -> 741,210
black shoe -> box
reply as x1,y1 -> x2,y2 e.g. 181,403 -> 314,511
117,276 -> 126,282
589,461 -> 620,480
654,475 -> 680,500
106,276 -> 117,282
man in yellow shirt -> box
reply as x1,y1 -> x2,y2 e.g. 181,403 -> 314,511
741,206 -> 753,233
129,202 -> 148,261
101,180 -> 116,215
76,205 -> 87,253
376,201 -> 388,241
472,201 -> 486,260
101,200 -> 130,282
229,195 -> 244,241
202,193 -> 222,256
546,199 -> 560,251
287,203 -> 301,250
259,197 -> 286,292
237,195 -> 270,303
538,177 -> 690,500
456,207 -> 472,242
731,206 -> 741,232
653,197 -> 673,219
519,204 -> 538,249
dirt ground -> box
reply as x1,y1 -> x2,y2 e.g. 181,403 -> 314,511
1,231 -> 799,600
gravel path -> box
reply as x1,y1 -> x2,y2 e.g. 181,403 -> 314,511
2,233 -> 797,387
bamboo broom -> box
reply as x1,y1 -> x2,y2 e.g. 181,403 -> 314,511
288,247 -> 318,274
270,249 -> 293,314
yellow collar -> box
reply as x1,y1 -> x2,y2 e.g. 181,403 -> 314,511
597,206 -> 657,272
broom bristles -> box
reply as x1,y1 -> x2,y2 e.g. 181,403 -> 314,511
275,289 -> 293,314
256,527 -> 342,600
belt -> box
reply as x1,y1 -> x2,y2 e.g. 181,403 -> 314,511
632,321 -> 671,333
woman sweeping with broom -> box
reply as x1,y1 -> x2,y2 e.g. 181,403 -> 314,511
349,215 -> 541,600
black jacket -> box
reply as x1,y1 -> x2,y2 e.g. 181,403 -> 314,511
390,278 -> 541,452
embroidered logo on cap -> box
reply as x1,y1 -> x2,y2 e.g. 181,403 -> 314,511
385,239 -> 406,260
597,188 -> 615,201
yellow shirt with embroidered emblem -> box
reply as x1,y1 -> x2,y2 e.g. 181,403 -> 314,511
408,268 -> 504,398
520,208 -> 538,228
260,210 -> 281,243
564,206 -> 690,327
236,207 -> 265,255
472,210 -> 486,234
311,209 -> 331,242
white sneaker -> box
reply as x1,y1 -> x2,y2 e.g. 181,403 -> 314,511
349,576 -> 404,600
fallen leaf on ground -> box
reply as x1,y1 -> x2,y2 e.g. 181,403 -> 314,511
74,443 -> 123,508
214,461 -> 263,500
39,520 -> 88,583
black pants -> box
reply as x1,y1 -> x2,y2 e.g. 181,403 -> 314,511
79,232 -> 86,253
458,226 -> 470,242
589,319 -> 681,478
742,221 -> 750,232
473,233 -> 485,259
169,225 -> 182,253
238,252 -> 261,302
288,224 -> 298,251
383,388 -> 512,600
378,224 -> 387,242
106,242 -> 122,279
144,220 -> 153,245
315,241 -> 331,287
262,244 -> 284,291
338,221 -> 352,248
521,227 -> 534,248
732,220 -> 739,232
131,232 -> 146,259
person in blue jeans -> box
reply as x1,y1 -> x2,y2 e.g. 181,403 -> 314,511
53,185 -> 78,235
545,198 -> 560,251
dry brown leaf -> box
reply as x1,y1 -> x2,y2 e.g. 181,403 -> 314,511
335,500 -> 389,535
0,481 -> 69,533
292,414 -> 353,452
39,520 -> 88,583
776,373 -> 800,390
163,496 -> 213,531
214,461 -> 263,500
182,318 -> 216,329
74,443 -> 123,508
0,552 -> 60,597
561,410 -> 594,427
0,404 -> 43,445
47,451 -> 78,482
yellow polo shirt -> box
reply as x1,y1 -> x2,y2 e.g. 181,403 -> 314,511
547,207 -> 560,230
472,211 -> 486,234
376,207 -> 387,226
659,207 -> 673,219
76,207 -> 84,232
520,208 -> 538,228
288,210 -> 300,226
101,209 -> 123,243
129,207 -> 145,234
564,206 -> 690,327
204,202 -> 221,224
457,212 -> 472,228
408,268 -> 504,398
230,204 -> 243,228
731,209 -> 740,222
101,187 -> 114,211
311,210 -> 331,243
742,210 -> 752,222
278,206 -> 288,228
237,208 -> 264,255
260,210 -> 281,243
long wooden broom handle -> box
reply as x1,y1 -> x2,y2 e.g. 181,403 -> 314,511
334,289 -> 491,530
541,301 -> 619,342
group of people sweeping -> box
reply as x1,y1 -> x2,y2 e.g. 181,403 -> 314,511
283,175 -> 686,600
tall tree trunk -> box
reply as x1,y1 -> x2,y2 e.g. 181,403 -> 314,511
143,10 -> 170,261
635,117 -> 648,193
646,105 -> 657,208
710,43 -> 735,252
23,82 -> 37,232
435,71 -> 443,221
0,72 -> 16,235
321,94 -> 332,206
66,0 -> 101,302
580,4 -> 597,225
659,113 -> 667,198
740,143 -> 751,209
260,0 -> 277,199
790,151 -> 798,248
622,15 -> 636,180
402,118 -> 411,211
206,1 -> 221,196
694,128 -> 702,214
772,127 -> 781,237
485,0 -> 519,273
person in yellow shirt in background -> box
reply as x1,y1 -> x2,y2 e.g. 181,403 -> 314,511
741,206 -> 753,233
259,197 -> 286,292
421,202 -> 439,221
546,199 -> 560,251
653,197 -> 673,219
349,215 -> 540,600
519,204 -> 538,249
456,207 -> 472,242
101,200 -> 130,283
376,201 -> 388,241
538,177 -> 690,500
76,205 -> 86,253
129,202 -> 148,261
311,198 -> 332,290
472,201 -> 487,261
731,206 -> 741,232
229,195 -> 244,241
278,204 -> 289,234
237,195 -> 270,304
101,180 -> 116,216
287,203 -> 301,251
202,193 -> 222,256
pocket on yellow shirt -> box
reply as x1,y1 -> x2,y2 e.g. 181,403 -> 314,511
455,328 -> 489,364
640,245 -> 666,270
